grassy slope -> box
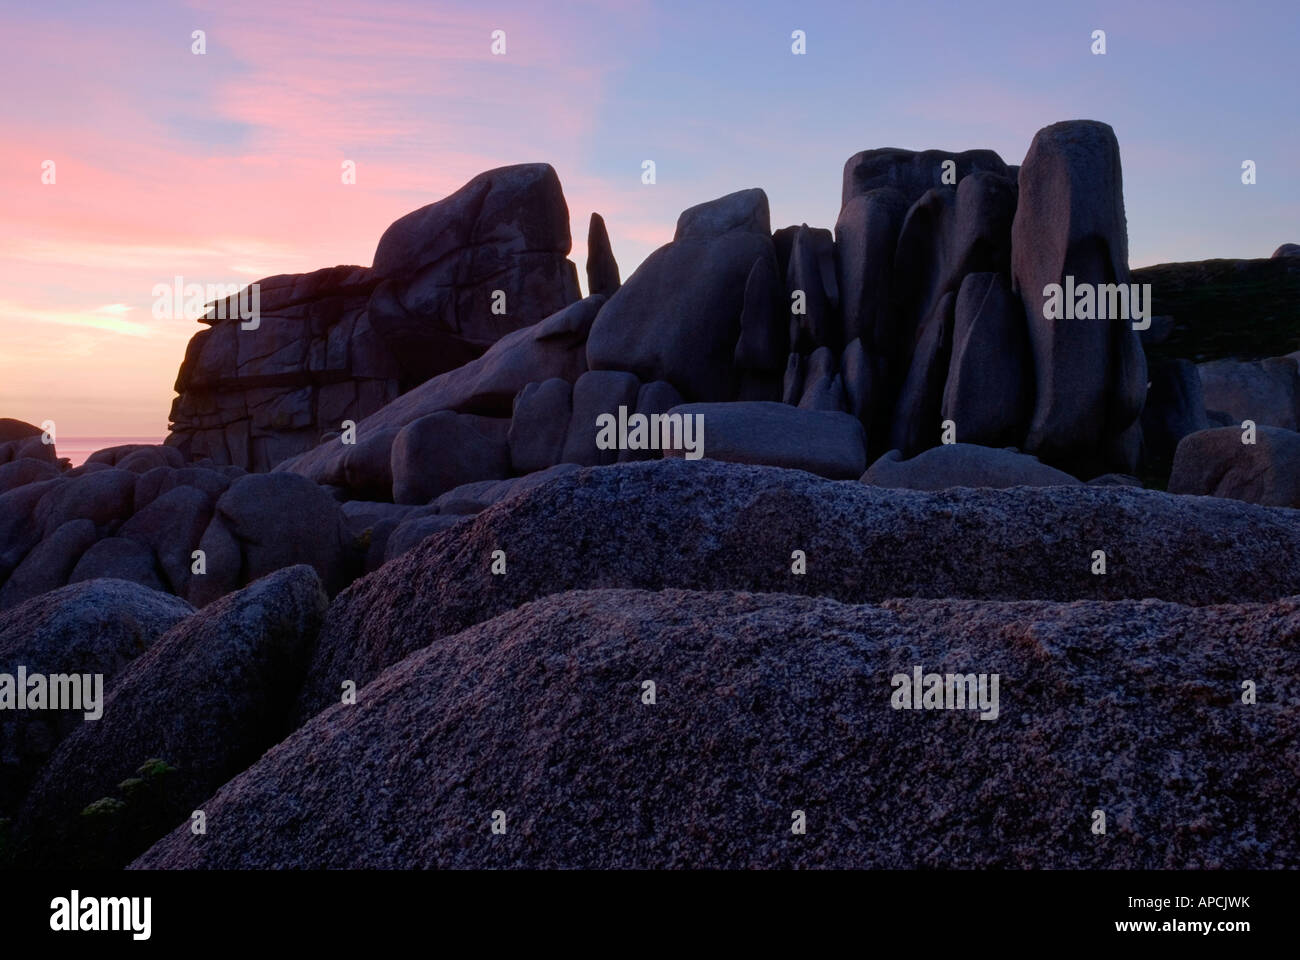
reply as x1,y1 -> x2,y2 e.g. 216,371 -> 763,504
1133,257 -> 1300,364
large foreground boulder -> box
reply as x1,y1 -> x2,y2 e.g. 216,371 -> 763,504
137,588 -> 1300,868
295,459 -> 1300,719
15,566 -> 327,868
0,580 -> 193,815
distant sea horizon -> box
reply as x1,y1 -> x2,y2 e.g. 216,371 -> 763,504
56,436 -> 167,468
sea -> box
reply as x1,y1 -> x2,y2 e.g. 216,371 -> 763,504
55,437 -> 167,468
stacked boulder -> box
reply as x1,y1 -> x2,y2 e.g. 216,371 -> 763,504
8,118 -> 1293,620
166,164 -> 582,471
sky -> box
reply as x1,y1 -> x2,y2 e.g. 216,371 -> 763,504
1,0 -> 1296,437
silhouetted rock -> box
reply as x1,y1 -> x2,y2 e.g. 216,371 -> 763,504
1272,243 -> 1300,258
1141,358 -> 1210,468
167,164 -> 581,471
1011,120 -> 1146,477
0,519 -> 99,611
586,212 -> 620,297
0,420 -> 56,466
560,370 -> 641,466
618,381 -> 684,463
890,291 -> 955,456
786,224 -> 839,352
88,444 -> 184,472
190,473 -> 350,606
68,538 -> 164,591
119,486 -> 215,596
841,146 -> 1009,209
733,251 -> 786,401
36,468 -> 135,536
796,346 -> 845,411
0,481 -> 59,585
0,458 -> 59,494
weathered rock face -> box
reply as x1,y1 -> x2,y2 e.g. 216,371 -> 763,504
138,588 -> 1300,869
1010,120 -> 1146,478
1169,425 -> 1300,507
295,459 -> 1300,720
16,566 -> 327,869
0,580 -> 193,816
862,444 -> 1081,490
166,164 -> 581,472
585,189 -> 774,401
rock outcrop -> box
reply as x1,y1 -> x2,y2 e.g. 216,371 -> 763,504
1011,120 -> 1146,477
275,294 -> 600,497
295,458 -> 1300,720
166,164 -> 581,472
585,189 -> 774,402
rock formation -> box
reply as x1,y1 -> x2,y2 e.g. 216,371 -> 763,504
166,164 -> 581,471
